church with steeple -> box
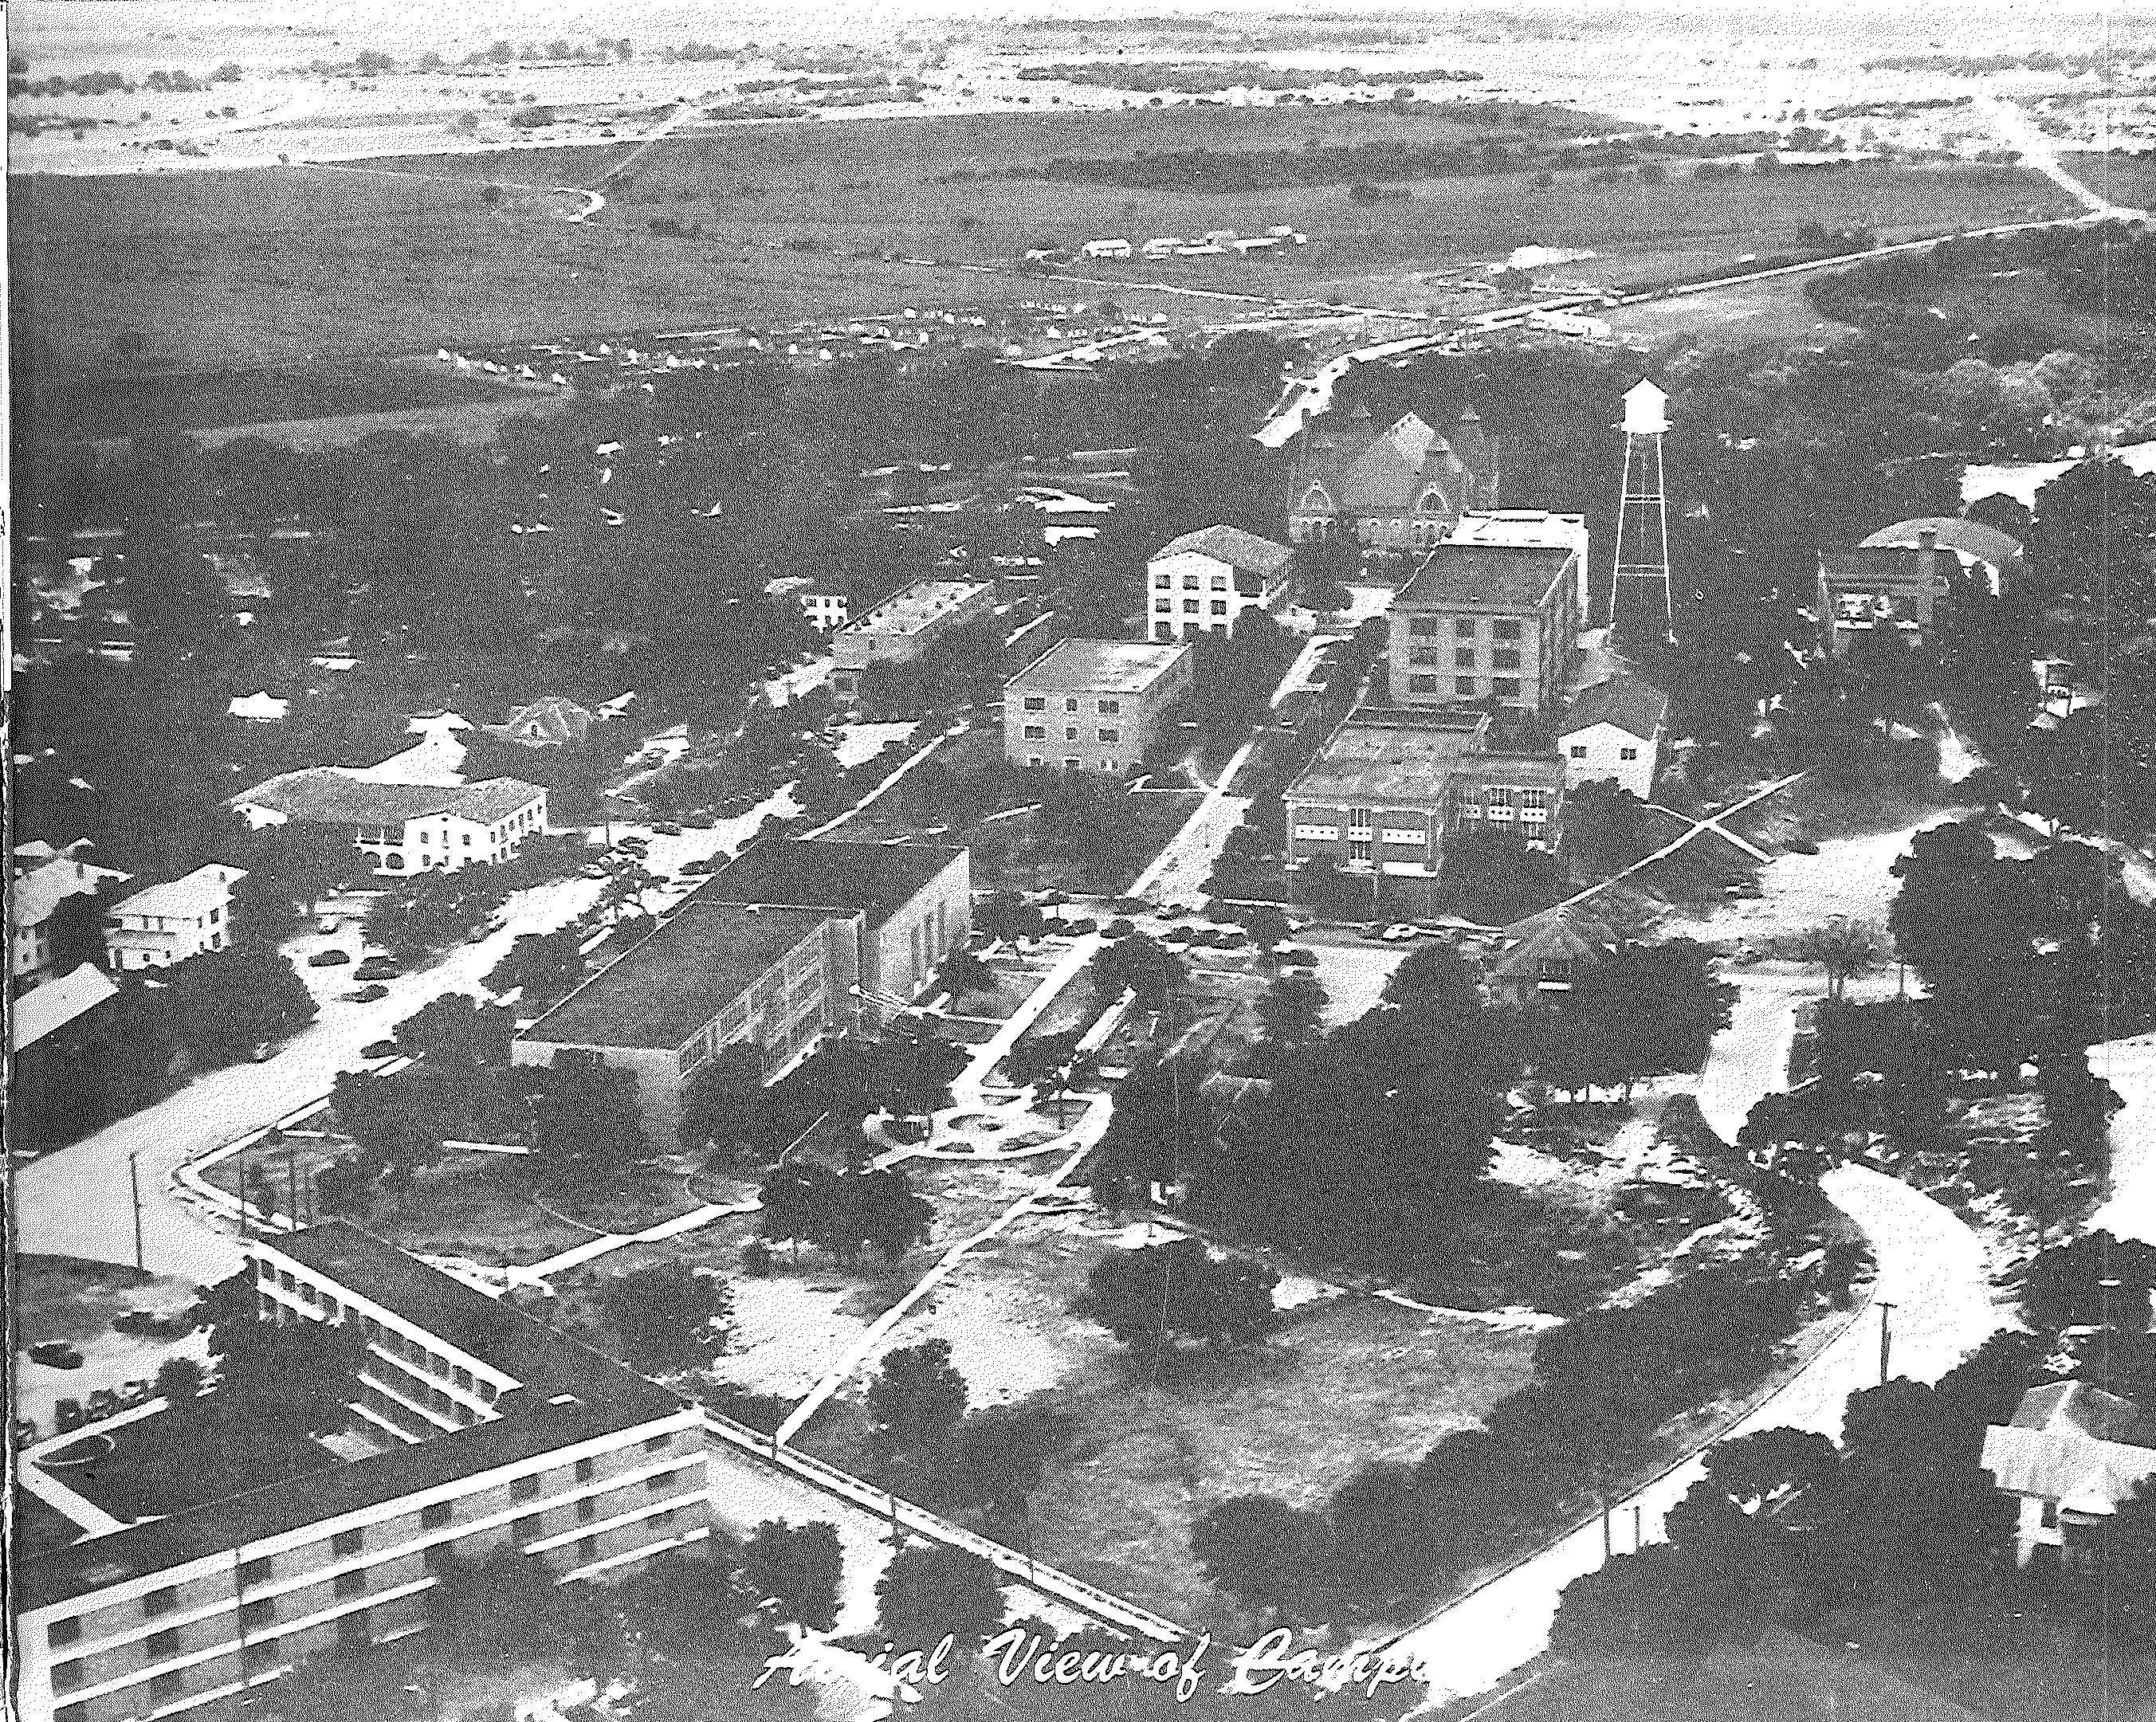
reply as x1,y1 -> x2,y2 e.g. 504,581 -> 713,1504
1285,402 -> 1498,550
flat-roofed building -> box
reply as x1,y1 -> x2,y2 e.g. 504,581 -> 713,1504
14,1223 -> 708,1722
1389,512 -> 1588,717
830,579 -> 995,706
1146,525 -> 1295,641
230,771 -> 547,877
701,837 -> 970,1010
102,865 -> 246,972
1284,709 -> 1561,902
513,901 -> 861,1147
1003,638 -> 1193,775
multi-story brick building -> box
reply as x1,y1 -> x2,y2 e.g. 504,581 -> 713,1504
1003,639 -> 1193,775
1283,709 -> 1562,902
1388,512 -> 1589,719
14,1224 -> 709,1722
829,579 -> 995,706
1286,403 -> 1498,548
1145,526 -> 1295,641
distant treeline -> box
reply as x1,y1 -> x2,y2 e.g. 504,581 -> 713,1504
1863,49 -> 2123,76
1807,222 -> 2156,327
1016,61 -> 1483,93
9,64 -> 238,97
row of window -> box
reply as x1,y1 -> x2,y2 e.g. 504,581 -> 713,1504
1021,726 -> 1121,743
1568,743 -> 1643,763
1158,598 -> 1230,616
1408,647 -> 1522,670
1408,616 -> 1526,641
1405,675 -> 1526,700
1153,571 -> 1232,590
1019,696 -> 1123,715
1024,756 -> 1120,772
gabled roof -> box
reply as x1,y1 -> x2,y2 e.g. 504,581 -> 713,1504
1487,903 -> 1622,978
1858,516 -> 2022,571
1984,1381 -> 2156,1515
1561,673 -> 1669,742
1153,525 -> 1294,579
13,963 -> 119,1053
108,865 -> 245,923
12,856 -> 131,931
2010,1379 -> 2156,1445
488,696 -> 595,746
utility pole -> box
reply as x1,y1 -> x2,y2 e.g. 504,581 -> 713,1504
1632,1503 -> 1643,1553
1878,1300 -> 1897,1385
128,1149 -> 144,1272
284,1135 -> 299,1234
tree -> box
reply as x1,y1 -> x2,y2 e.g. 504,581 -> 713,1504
1190,1496 -> 1337,1626
1089,933 -> 1184,1009
1088,1058 -> 1203,1209
2105,1476 -> 2156,1647
679,1041 -> 766,1161
741,1520 -> 844,1632
1549,1543 -> 1749,1660
598,1262 -> 732,1374
876,1543 -> 1006,1651
155,1355 -> 205,1403
1074,1238 -> 1277,1367
486,925 -> 587,1011
949,1402 -> 1076,1517
866,1339 -> 969,1475
974,890 -> 1044,945
1006,1029 -> 1085,1122
1795,919 -> 1887,1002
759,1161 -> 838,1257
824,1167 -> 935,1266
937,947 -> 996,1005
426,1544 -> 561,1666
1243,903 -> 1291,957
167,946 -> 319,1065
1380,941 -> 1483,1016
332,1068 -> 447,1192
265,1642 -> 410,1722
523,1049 -> 646,1197
196,1276 -> 366,1442
1255,971 -> 1329,1056
1327,1461 -> 1438,1606
1836,1377 -> 2013,1599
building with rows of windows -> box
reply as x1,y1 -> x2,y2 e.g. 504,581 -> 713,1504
1387,512 -> 1588,719
15,1224 -> 709,1722
1145,525 -> 1295,642
1002,638 -> 1193,775
1282,709 -> 1563,905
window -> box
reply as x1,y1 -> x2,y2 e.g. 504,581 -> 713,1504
49,1617 -> 81,1647
646,1473 -> 671,1493
2041,1500 -> 2060,1528
1454,618 -> 1478,637
1455,677 -> 1478,696
1491,649 -> 1521,670
242,1641 -> 280,1676
1098,700 -> 1120,716
644,1433 -> 670,1453
512,1475 -> 540,1501
150,1671 -> 185,1704
1408,675 -> 1439,694
330,1528 -> 363,1559
1492,678 -> 1522,699
1064,726 -> 1078,741
1569,743 -> 1589,759
1022,724 -> 1045,740
57,1705 -> 90,1722
1063,758 -> 1081,771
575,1457 -> 596,1482
1022,696 -> 1045,712
1409,648 -> 1441,666
241,1598 -> 275,1630
1210,575 -> 1228,590
1027,755 -> 1043,767
514,1515 -> 542,1541
334,1570 -> 367,1598
147,1627 -> 182,1657
1408,617 -> 1441,636
576,1537 -> 598,1563
1522,789 -> 1550,812
1183,599 -> 1199,613
424,1544 -> 456,1574
578,1497 -> 599,1524
1348,808 -> 1374,834
1065,698 -> 1079,712
144,1586 -> 178,1617
53,1663 -> 86,1695
421,1500 -> 453,1530
1492,619 -> 1522,641
1210,602 -> 1228,614
1098,728 -> 1120,743
1620,747 -> 1640,762
1454,648 -> 1477,669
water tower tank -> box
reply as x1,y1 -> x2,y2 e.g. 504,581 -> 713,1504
1622,379 -> 1670,436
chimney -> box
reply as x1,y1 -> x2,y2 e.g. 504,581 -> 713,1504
1916,524 -> 1941,590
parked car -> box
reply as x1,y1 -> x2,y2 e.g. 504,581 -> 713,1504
1066,917 -> 1099,936
579,864 -> 609,880
88,1388 -> 121,1419
119,1379 -> 152,1408
681,857 -> 717,874
1722,881 -> 1765,900
308,947 -> 352,967
347,983 -> 390,1003
249,1041 -> 275,1062
29,1342 -> 84,1370
55,1398 -> 87,1434
654,820 -> 684,836
316,914 -> 341,935
1381,923 -> 1420,943
1278,947 -> 1318,969
353,958 -> 402,981
360,1039 -> 400,1061
1785,836 -> 1820,855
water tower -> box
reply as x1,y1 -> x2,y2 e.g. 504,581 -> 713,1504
1609,379 -> 1673,634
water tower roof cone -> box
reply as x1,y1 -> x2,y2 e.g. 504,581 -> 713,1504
1622,379 -> 1670,436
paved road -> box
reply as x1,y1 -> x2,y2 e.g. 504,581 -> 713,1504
1380,1161 -> 2003,1705
2091,1032 -> 2156,1245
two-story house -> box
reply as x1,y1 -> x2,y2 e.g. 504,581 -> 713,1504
103,865 -> 247,972
1557,673 -> 1669,801
231,771 -> 548,877
13,855 -> 131,986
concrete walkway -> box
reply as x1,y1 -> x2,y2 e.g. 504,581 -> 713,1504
1554,771 -> 1809,914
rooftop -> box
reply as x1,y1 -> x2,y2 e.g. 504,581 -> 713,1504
1561,673 -> 1670,741
1011,637 -> 1192,696
838,579 -> 989,638
1858,516 -> 2022,571
13,963 -> 120,1053
521,901 -> 846,1052
21,1222 -> 685,1613
1399,539 -> 1577,613
108,864 -> 245,923
1288,713 -> 1518,804
1444,511 -> 1587,551
700,837 -> 964,933
234,768 -> 544,828
1153,525 -> 1295,579
13,855 -> 131,932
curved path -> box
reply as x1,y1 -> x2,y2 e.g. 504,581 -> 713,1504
1379,1161 -> 2003,1704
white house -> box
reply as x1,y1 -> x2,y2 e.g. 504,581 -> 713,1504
1147,524 -> 1297,642
12,854 -> 132,984
1557,673 -> 1668,800
231,769 -> 548,876
1081,237 -> 1132,261
103,864 -> 247,971
1983,1381 -> 2156,1571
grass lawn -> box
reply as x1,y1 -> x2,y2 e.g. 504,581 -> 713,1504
797,1196 -> 1537,1626
359,1155 -> 611,1265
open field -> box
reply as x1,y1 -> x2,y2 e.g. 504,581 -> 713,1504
14,92 -> 2077,394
